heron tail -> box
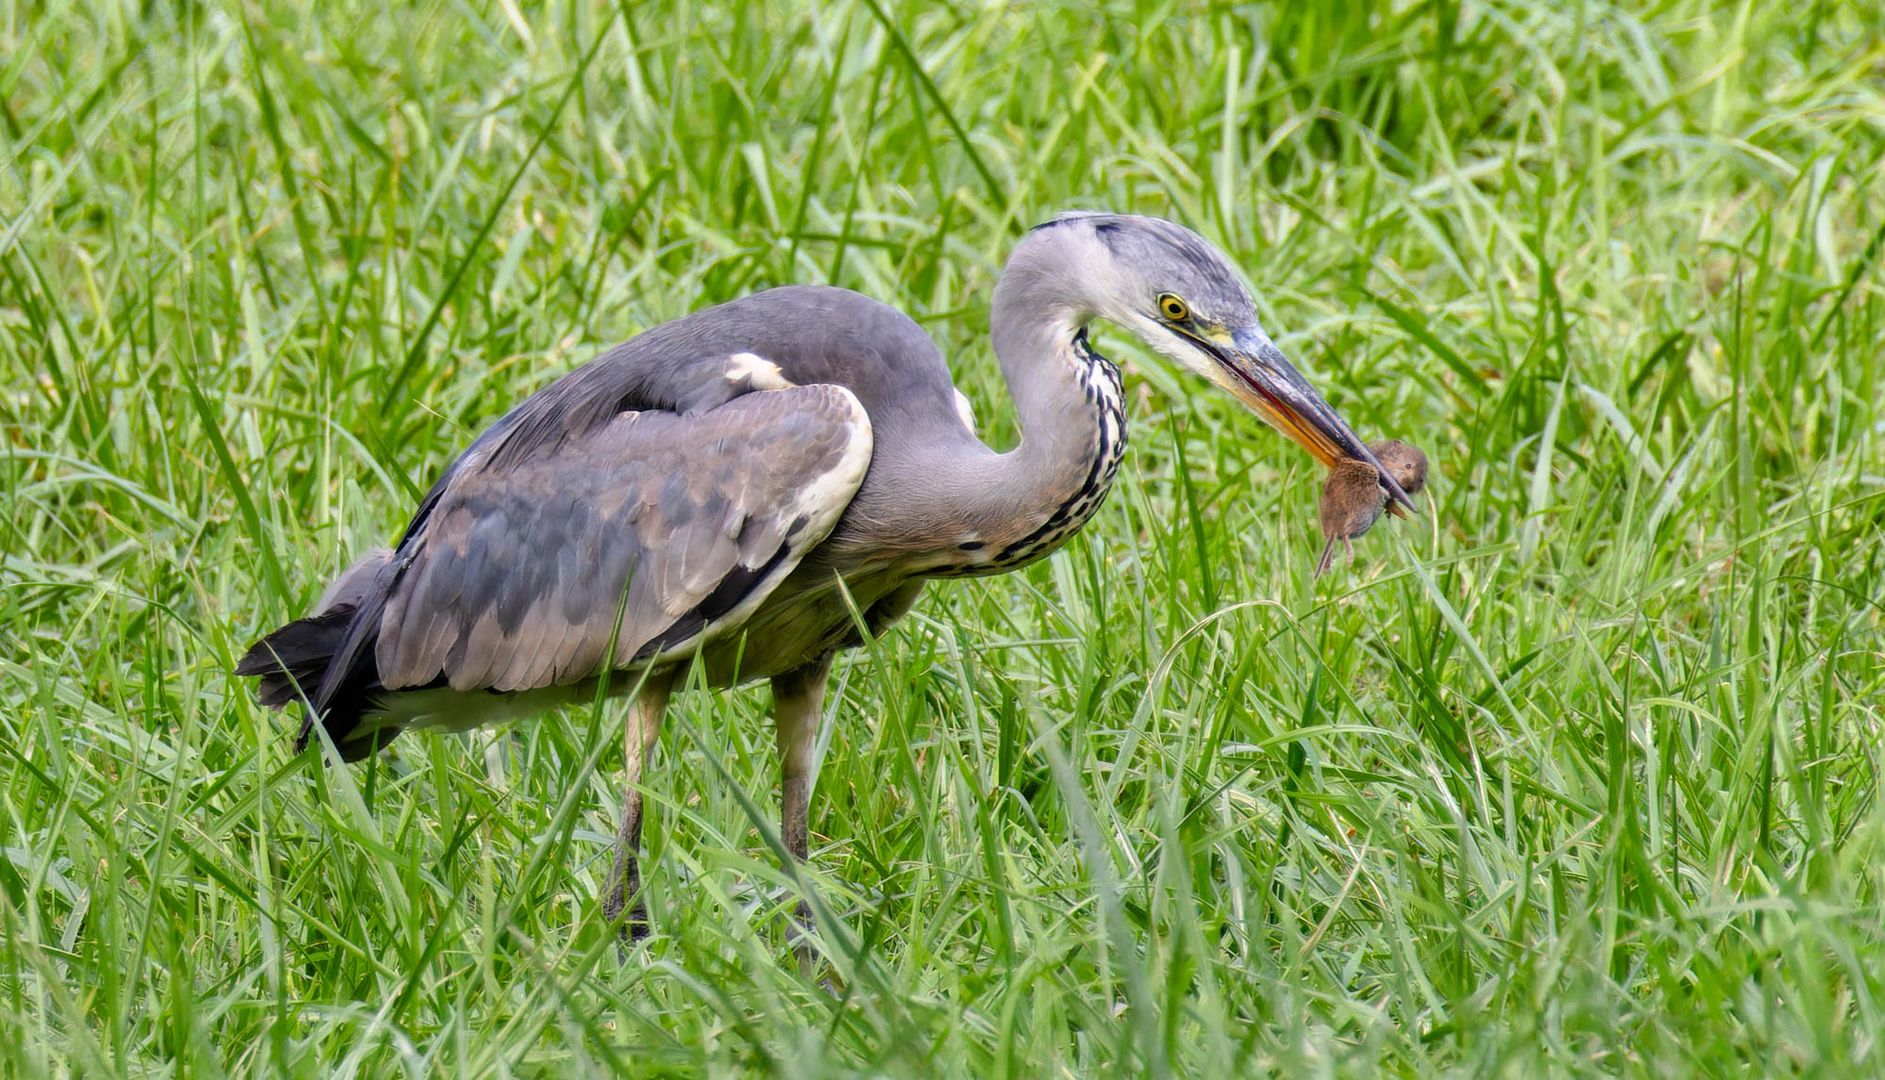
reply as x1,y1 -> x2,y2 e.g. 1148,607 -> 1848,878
236,605 -> 397,761
236,606 -> 358,710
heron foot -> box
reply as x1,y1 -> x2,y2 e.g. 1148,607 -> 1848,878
601,883 -> 649,936
602,859 -> 652,958
787,896 -> 816,977
786,895 -> 845,996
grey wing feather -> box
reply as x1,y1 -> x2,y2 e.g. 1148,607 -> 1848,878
374,384 -> 873,693
314,548 -> 393,613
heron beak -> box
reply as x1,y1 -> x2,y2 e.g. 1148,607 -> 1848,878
1211,328 -> 1417,513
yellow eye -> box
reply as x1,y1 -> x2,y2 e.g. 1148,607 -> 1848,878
1158,294 -> 1189,322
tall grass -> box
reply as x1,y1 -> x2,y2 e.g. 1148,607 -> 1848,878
2,0 -> 1882,1074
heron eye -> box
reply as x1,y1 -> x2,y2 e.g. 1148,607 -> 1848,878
1157,294 -> 1189,322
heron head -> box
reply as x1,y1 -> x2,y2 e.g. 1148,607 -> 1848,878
1030,212 -> 1415,513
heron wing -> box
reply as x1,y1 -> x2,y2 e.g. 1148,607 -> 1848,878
372,384 -> 872,694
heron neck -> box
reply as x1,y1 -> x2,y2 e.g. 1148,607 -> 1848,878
961,295 -> 1127,570
992,310 -> 1110,467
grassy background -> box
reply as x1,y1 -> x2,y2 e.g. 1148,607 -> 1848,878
4,0 -> 1884,1074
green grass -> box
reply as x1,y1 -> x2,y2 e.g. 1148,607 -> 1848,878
3,0 -> 1883,1074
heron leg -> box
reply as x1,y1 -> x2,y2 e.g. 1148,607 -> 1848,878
602,672 -> 673,946
772,653 -> 834,971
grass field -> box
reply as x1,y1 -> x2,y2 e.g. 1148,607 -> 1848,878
4,0 -> 1884,1074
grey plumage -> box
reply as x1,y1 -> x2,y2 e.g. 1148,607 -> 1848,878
380,384 -> 870,692
237,211 -> 1394,956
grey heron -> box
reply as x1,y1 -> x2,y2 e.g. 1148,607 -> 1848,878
237,211 -> 1414,950
1316,438 -> 1427,576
